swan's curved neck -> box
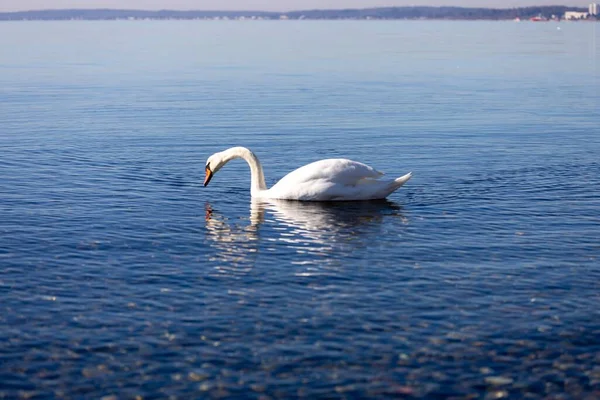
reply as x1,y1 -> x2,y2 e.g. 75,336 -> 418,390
222,147 -> 267,196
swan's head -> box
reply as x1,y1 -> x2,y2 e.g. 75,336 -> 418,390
204,152 -> 226,187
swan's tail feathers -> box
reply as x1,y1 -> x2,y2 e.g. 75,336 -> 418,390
393,172 -> 412,189
380,172 -> 412,198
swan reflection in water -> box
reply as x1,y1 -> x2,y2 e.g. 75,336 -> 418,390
204,199 -> 408,275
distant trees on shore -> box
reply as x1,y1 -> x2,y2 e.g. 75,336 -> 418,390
0,6 -> 590,21
286,6 -> 586,20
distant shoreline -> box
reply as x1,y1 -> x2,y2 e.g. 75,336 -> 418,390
0,6 -> 596,22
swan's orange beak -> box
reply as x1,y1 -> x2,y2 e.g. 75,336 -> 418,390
203,167 -> 213,187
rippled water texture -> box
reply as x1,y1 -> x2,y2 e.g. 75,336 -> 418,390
1,21 -> 599,399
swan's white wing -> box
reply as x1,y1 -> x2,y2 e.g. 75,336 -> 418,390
263,159 -> 403,201
274,159 -> 383,187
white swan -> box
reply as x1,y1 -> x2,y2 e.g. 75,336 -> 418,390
203,146 -> 412,201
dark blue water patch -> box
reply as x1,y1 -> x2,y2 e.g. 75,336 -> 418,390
3,177 -> 598,399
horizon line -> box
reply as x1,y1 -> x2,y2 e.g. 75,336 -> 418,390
0,4 -> 590,14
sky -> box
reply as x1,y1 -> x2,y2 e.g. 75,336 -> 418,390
0,0 -> 590,12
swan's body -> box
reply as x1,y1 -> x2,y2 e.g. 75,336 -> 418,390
204,147 -> 411,201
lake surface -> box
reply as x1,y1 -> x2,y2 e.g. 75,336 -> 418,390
1,20 -> 599,399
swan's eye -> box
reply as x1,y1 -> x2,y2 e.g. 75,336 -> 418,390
206,163 -> 211,172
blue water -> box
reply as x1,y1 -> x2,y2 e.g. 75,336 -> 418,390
1,20 -> 599,398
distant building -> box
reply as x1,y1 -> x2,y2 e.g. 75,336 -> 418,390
590,3 -> 599,15
564,11 -> 589,20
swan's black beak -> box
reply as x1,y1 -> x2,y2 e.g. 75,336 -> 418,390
203,166 -> 214,187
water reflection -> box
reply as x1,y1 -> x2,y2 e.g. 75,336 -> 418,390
204,203 -> 261,276
204,199 -> 407,274
258,198 -> 404,234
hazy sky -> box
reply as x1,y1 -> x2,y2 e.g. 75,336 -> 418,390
0,0 -> 589,12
